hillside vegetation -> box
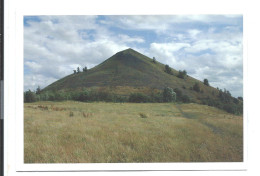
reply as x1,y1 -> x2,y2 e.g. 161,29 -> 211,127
43,48 -> 220,102
24,101 -> 243,163
25,48 -> 243,115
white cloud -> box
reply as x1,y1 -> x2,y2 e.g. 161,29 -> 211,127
24,15 -> 243,97
188,29 -> 201,39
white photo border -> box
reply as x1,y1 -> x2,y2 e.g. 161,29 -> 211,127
4,0 -> 250,174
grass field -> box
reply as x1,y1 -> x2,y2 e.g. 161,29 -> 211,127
24,101 -> 243,163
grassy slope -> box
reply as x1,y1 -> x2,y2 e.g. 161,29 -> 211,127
43,48 -> 220,102
24,101 -> 243,163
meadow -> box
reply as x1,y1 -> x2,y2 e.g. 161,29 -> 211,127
24,101 -> 243,163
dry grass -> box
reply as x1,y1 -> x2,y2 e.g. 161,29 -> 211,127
24,101 -> 243,163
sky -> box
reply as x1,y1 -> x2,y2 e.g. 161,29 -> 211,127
24,15 -> 243,97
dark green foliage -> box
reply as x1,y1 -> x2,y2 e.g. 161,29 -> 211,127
77,67 -> 80,73
83,66 -> 88,72
238,97 -> 243,101
149,92 -> 163,103
36,86 -> 41,95
177,70 -> 187,79
204,79 -> 209,86
165,65 -> 173,75
173,88 -> 182,101
218,89 -> 232,103
200,89 -> 243,115
129,93 -> 150,103
163,87 -> 176,102
173,88 -> 190,103
24,90 -> 37,102
73,70 -> 76,74
181,95 -> 191,103
182,85 -> 186,89
193,82 -> 200,92
223,104 -> 243,115
152,57 -> 156,63
233,98 -> 239,104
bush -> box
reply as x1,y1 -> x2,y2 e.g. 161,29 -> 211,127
238,97 -> 243,101
139,113 -> 148,118
177,70 -> 187,79
150,92 -> 163,103
163,87 -> 176,102
24,90 -> 37,103
181,95 -> 191,103
129,93 -> 150,103
152,57 -> 156,63
203,79 -> 209,86
165,65 -> 173,75
173,88 -> 182,102
193,82 -> 200,92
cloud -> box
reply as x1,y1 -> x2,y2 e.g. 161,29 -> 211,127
24,15 -> 243,97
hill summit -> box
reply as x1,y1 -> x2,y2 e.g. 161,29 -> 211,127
43,48 -> 220,101
27,48 -> 243,114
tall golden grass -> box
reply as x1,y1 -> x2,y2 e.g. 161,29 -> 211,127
24,101 -> 243,163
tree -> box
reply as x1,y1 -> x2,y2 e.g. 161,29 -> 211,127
24,90 -> 37,102
152,57 -> 156,63
36,86 -> 41,94
165,65 -> 173,75
181,95 -> 191,103
177,70 -> 187,79
73,70 -> 76,74
203,79 -> 209,86
77,67 -> 80,73
238,97 -> 243,101
83,66 -> 88,72
173,88 -> 182,101
163,87 -> 176,102
193,82 -> 200,92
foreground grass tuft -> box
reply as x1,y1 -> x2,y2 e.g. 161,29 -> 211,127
139,113 -> 148,118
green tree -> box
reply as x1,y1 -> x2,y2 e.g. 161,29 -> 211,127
203,79 -> 209,86
83,66 -> 88,72
163,87 -> 176,102
152,57 -> 156,63
73,70 -> 76,74
36,86 -> 41,95
24,90 -> 37,102
165,65 -> 173,75
177,70 -> 187,79
77,67 -> 80,73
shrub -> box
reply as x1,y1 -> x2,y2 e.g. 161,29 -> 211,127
238,97 -> 243,101
163,87 -> 176,102
83,66 -> 88,72
24,90 -> 37,103
150,92 -> 163,103
152,57 -> 156,63
139,113 -> 148,118
129,93 -> 150,103
165,65 -> 173,75
173,88 -> 182,102
181,95 -> 191,103
177,70 -> 187,79
203,79 -> 209,86
193,82 -> 200,92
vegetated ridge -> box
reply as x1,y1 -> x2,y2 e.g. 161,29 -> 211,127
31,48 -> 242,114
44,48 -> 216,100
